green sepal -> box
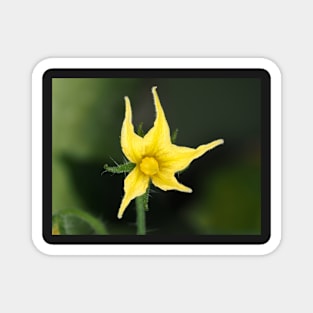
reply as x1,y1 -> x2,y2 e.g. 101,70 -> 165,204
143,184 -> 150,211
171,128 -> 179,143
137,122 -> 145,137
103,162 -> 136,174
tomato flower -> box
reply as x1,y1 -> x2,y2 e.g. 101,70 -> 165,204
117,86 -> 224,219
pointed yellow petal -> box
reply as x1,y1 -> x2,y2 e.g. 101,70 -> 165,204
151,171 -> 192,193
158,139 -> 224,173
143,87 -> 171,155
121,97 -> 145,163
117,166 -> 149,219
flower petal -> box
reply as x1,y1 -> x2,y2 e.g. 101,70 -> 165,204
121,97 -> 145,163
117,166 -> 149,219
151,171 -> 192,193
143,87 -> 172,155
158,139 -> 224,173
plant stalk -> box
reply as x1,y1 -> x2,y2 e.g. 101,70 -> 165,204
136,194 -> 146,235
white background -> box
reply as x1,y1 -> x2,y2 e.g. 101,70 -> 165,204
0,1 -> 311,312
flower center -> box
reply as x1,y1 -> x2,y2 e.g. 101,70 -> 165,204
139,157 -> 159,176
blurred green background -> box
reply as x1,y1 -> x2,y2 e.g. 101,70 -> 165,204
52,77 -> 261,235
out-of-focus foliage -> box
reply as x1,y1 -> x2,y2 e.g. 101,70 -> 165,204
52,78 -> 261,235
52,208 -> 107,235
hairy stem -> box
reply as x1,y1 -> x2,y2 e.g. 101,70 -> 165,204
136,194 -> 146,235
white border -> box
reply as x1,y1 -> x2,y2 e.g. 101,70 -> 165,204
32,58 -> 281,255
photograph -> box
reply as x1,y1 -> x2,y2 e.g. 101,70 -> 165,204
50,75 -> 263,237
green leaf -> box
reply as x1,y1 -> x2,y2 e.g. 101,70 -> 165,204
52,208 -> 108,235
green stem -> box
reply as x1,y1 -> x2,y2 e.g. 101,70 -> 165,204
136,194 -> 146,235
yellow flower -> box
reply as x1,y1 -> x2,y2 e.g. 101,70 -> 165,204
117,86 -> 224,219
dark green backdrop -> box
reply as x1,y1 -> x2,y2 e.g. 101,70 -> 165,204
52,78 -> 261,235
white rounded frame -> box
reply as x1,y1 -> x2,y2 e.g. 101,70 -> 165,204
32,58 -> 281,255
